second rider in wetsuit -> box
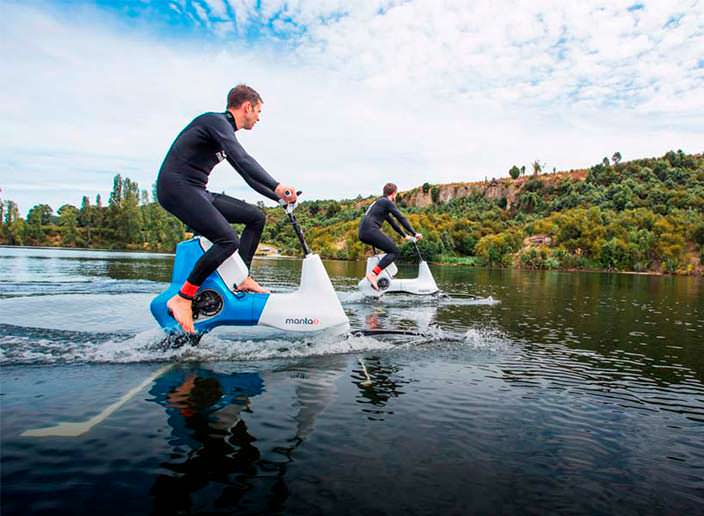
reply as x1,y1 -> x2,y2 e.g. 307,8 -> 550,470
358,183 -> 422,290
156,84 -> 297,334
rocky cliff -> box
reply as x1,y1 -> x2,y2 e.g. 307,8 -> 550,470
400,169 -> 588,209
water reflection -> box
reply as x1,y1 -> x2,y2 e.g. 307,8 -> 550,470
148,358 -> 347,514
2,248 -> 704,514
353,357 -> 409,421
350,297 -> 440,335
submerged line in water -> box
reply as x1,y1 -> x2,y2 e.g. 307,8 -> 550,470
358,358 -> 373,386
20,364 -> 173,438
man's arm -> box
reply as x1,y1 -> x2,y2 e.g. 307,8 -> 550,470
207,118 -> 280,201
245,177 -> 281,202
385,214 -> 406,237
387,201 -> 416,235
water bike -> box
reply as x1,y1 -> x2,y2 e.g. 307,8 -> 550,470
357,238 -> 439,297
150,194 -> 349,342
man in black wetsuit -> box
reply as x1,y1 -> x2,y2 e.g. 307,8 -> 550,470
156,84 -> 297,333
358,183 -> 422,290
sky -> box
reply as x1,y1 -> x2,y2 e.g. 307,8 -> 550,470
1,0 -> 703,214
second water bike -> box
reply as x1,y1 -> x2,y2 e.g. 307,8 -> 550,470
150,194 -> 350,342
358,238 -> 439,298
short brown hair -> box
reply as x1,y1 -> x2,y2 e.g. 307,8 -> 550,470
227,84 -> 263,109
383,183 -> 397,196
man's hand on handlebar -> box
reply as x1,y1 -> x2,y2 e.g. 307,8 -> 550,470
275,184 -> 298,204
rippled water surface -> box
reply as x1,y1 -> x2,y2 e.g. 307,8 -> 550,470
1,246 -> 703,515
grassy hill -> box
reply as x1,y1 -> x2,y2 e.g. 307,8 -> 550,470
260,150 -> 704,275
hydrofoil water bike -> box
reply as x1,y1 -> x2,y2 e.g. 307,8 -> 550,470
358,238 -> 439,298
151,194 -> 350,343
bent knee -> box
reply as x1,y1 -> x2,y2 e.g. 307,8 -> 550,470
215,235 -> 239,256
251,209 -> 266,228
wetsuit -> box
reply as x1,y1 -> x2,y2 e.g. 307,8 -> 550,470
358,197 -> 416,271
156,111 -> 279,295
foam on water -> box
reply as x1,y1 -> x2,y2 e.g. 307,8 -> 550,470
338,289 -> 499,307
0,320 -> 511,365
0,326 -> 400,364
0,284 -> 505,364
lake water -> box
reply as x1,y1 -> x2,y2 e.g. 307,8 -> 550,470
1,246 -> 703,515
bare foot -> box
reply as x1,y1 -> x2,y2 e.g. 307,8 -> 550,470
167,295 -> 196,334
237,276 -> 271,293
366,271 -> 379,290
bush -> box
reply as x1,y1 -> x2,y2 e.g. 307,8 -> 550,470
455,235 -> 477,255
400,239 -> 443,262
692,223 -> 704,246
431,186 -> 440,204
475,230 -> 522,266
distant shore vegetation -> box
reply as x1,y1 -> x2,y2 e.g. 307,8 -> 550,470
2,150 -> 703,275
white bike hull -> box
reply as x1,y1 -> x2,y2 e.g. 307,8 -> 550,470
358,255 -> 439,297
259,254 -> 349,332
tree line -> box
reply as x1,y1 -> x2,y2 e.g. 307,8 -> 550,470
1,176 -> 184,252
1,150 -> 703,274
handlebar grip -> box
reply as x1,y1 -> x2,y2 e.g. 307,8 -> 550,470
279,191 -> 303,210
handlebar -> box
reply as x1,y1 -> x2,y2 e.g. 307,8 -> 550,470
278,191 -> 310,256
278,190 -> 303,214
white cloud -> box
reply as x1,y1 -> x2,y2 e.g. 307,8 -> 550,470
202,0 -> 230,19
0,1 -> 703,214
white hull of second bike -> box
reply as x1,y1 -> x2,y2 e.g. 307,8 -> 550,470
358,255 -> 439,297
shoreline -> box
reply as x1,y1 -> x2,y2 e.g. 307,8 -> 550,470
0,244 -> 172,255
1,244 -> 699,277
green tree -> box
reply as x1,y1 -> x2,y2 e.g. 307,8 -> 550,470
25,204 -> 50,244
28,204 -> 54,225
58,204 -> 80,246
122,178 -> 144,246
4,200 -> 25,245
94,194 -> 104,230
108,174 -> 124,245
532,160 -> 542,175
612,151 -> 622,165
431,186 -> 440,204
509,165 -> 520,180
326,202 -> 340,218
79,196 -> 91,226
475,230 -> 522,266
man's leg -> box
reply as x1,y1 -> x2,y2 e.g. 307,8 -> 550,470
359,227 -> 399,289
211,194 -> 266,268
158,185 -> 253,333
163,189 -> 240,285
376,242 -> 400,270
